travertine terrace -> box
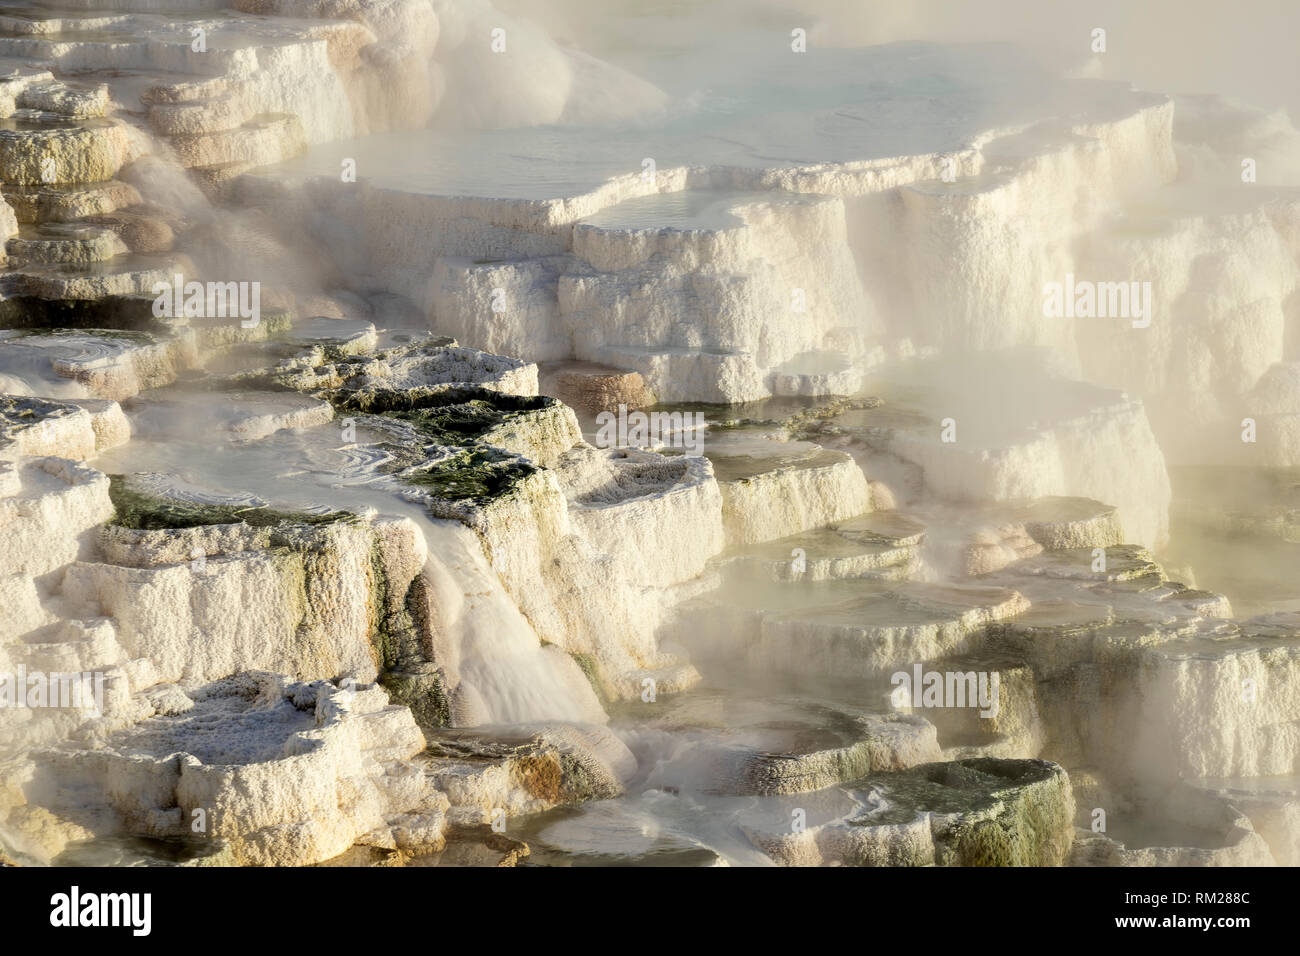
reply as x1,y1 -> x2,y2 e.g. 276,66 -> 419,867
0,0 -> 1298,870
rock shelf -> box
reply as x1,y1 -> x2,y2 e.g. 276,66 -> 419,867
0,0 -> 1296,870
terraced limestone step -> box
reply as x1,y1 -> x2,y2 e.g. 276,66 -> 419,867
713,511 -> 924,584
740,757 -> 1075,867
986,601 -> 1300,785
125,387 -> 335,443
1,252 -> 188,300
1166,464 -> 1300,617
1069,775 -> 1273,867
685,577 -> 1028,681
0,116 -> 129,185
563,190 -> 873,404
818,355 -> 1172,550
278,316 -> 378,357
558,445 -> 722,587
0,325 -> 198,401
169,113 -> 306,170
0,396 -> 127,460
623,689 -> 940,796
0,1 -> 1294,869
1190,775 -> 1300,866
705,428 -> 872,546
54,473 -> 404,688
235,339 -> 536,397
2,180 -> 141,223
419,723 -> 636,818
538,359 -> 654,414
6,222 -> 128,265
22,676 -> 440,866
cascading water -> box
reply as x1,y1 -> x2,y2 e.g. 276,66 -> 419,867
418,519 -> 604,724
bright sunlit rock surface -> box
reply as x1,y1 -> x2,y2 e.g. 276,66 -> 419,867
1,0 -> 1299,869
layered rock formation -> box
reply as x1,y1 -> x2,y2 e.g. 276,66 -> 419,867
0,0 -> 1298,868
